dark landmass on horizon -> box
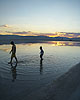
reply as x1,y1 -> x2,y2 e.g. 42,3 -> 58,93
0,35 -> 80,44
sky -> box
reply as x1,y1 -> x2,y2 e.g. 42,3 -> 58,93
0,0 -> 80,37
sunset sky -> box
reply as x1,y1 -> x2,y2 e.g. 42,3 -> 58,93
0,0 -> 80,37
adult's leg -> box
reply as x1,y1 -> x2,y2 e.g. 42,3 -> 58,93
15,56 -> 18,62
8,55 -> 13,64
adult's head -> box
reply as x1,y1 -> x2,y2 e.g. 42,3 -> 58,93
10,41 -> 14,45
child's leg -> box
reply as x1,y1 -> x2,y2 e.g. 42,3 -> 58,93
41,54 -> 43,60
40,55 -> 42,59
40,54 -> 43,60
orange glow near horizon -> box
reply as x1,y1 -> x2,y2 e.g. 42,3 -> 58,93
0,33 -> 13,35
47,35 -> 59,37
0,31 -> 80,38
77,35 -> 80,38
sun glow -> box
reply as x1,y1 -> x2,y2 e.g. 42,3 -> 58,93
48,41 -> 66,46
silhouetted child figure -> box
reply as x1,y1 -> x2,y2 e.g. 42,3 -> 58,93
40,46 -> 44,60
8,41 -> 18,64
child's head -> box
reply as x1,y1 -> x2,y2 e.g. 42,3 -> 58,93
40,46 -> 42,50
10,41 -> 14,45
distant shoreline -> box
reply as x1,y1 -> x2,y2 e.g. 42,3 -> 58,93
0,35 -> 80,45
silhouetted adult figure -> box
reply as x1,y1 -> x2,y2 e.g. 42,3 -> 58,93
8,41 -> 18,64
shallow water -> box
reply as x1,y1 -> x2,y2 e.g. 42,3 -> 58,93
0,41 -> 80,100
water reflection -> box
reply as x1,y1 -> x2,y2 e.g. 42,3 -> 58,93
11,63 -> 17,82
0,41 -> 80,53
47,41 -> 80,46
0,45 -> 11,52
40,59 -> 43,74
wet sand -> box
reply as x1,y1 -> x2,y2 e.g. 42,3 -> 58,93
45,62 -> 80,100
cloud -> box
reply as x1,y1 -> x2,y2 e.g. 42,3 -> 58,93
37,32 -> 80,38
9,31 -> 37,36
12,31 -> 58,36
13,31 -> 29,34
63,32 -> 80,38
0,24 -> 11,28
12,31 -> 33,35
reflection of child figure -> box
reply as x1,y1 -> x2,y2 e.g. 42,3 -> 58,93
40,46 -> 44,60
40,59 -> 43,74
8,41 -> 18,64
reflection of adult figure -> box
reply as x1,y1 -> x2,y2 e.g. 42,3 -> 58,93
11,63 -> 17,82
40,59 -> 43,74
